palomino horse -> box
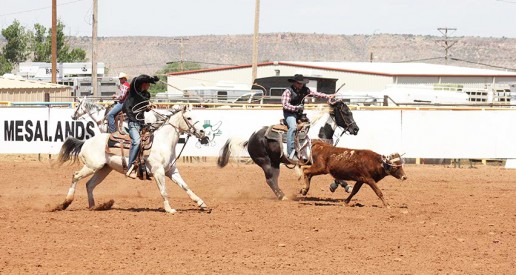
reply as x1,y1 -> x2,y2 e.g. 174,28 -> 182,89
54,106 -> 208,213
217,100 -> 359,200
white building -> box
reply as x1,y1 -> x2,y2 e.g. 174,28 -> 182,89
14,62 -> 118,98
166,61 -> 516,104
17,62 -> 105,80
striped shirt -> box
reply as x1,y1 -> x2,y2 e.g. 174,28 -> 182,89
281,87 -> 331,112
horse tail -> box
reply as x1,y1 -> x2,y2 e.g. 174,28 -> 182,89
57,137 -> 85,165
217,137 -> 249,168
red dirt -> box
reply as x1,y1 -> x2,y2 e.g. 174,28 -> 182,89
0,156 -> 514,274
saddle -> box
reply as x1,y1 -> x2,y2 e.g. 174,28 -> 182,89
264,114 -> 312,165
106,130 -> 153,153
105,114 -> 155,178
267,115 -> 310,140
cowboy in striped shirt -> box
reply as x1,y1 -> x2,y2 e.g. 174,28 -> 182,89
281,74 -> 334,160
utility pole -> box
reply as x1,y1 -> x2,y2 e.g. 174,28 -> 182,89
51,0 -> 57,84
49,0 -> 57,102
91,0 -> 98,97
251,0 -> 260,85
174,37 -> 189,71
436,27 -> 458,64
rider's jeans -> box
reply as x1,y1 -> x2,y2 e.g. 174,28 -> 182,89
107,102 -> 123,133
284,114 -> 297,157
128,121 -> 142,166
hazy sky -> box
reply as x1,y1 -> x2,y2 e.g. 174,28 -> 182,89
1,0 -> 515,38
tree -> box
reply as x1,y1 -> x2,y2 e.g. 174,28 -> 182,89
0,55 -> 13,75
32,23 -> 50,62
32,20 -> 86,63
1,20 -> 87,73
149,61 -> 202,96
1,20 -> 30,66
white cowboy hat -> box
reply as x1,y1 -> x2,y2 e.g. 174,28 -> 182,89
118,72 -> 128,79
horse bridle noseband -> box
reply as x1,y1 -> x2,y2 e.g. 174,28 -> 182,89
166,111 -> 204,140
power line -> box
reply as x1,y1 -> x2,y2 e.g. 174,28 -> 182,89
0,0 -> 87,17
395,57 -> 444,63
450,58 -> 516,71
166,60 -> 239,66
395,56 -> 516,71
435,27 -> 458,64
496,0 -> 516,4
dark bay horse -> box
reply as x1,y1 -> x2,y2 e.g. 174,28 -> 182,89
218,100 -> 359,200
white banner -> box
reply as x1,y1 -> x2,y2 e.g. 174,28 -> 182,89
1,108 -> 516,159
0,108 -> 96,154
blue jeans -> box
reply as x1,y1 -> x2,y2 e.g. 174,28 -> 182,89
107,102 -> 123,133
284,112 -> 298,156
128,121 -> 142,166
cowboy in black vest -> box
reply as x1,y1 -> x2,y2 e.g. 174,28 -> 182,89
281,74 -> 334,161
123,74 -> 159,178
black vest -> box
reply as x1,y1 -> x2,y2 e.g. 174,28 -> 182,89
287,85 -> 309,106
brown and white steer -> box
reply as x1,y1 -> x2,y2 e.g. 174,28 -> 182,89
300,140 -> 407,207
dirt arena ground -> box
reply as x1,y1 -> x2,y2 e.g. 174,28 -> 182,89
0,155 -> 514,274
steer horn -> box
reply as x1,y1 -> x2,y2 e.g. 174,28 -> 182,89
390,157 -> 400,163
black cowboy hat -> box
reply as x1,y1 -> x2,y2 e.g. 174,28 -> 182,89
288,74 -> 310,84
136,74 -> 160,84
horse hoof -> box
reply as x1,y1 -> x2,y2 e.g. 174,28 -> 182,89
280,196 -> 289,201
199,202 -> 207,209
200,207 -> 212,213
300,189 -> 308,196
165,208 -> 177,214
90,199 -> 115,211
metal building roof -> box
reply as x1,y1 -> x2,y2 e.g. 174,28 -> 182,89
0,76 -> 70,90
168,61 -> 516,78
283,62 -> 516,77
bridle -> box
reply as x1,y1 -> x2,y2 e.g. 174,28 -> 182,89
329,99 -> 358,134
72,99 -> 105,126
165,109 -> 208,164
72,99 -> 87,120
166,110 -> 206,141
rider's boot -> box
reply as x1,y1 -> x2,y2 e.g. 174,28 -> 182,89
288,150 -> 299,162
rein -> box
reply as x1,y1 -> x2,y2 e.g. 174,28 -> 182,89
74,100 -> 105,126
329,110 -> 352,146
163,111 -> 200,166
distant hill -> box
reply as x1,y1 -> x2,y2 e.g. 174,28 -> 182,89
4,33 -> 516,77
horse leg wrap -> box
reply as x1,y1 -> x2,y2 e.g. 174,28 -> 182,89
126,165 -> 135,177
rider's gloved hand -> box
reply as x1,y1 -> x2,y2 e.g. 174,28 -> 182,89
151,75 -> 160,83
297,105 -> 304,113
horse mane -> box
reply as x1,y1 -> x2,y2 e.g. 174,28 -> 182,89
79,98 -> 104,112
308,105 -> 331,125
146,108 -> 183,132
